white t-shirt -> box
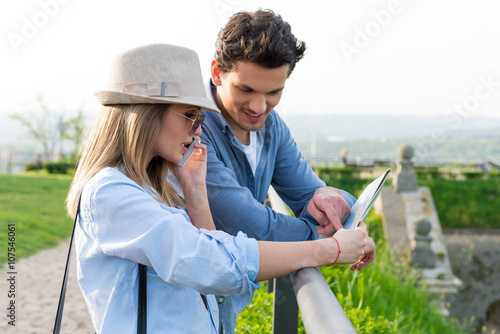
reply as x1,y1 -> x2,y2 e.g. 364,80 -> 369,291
242,131 -> 263,175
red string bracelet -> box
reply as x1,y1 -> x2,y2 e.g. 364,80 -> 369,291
328,236 -> 341,265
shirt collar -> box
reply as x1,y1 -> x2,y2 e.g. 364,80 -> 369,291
205,78 -> 218,106
204,79 -> 232,134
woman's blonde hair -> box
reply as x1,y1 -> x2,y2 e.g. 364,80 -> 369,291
66,104 -> 182,217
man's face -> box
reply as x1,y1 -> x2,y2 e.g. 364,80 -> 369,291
211,60 -> 289,142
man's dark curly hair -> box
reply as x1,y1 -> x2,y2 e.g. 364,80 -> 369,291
214,9 -> 306,76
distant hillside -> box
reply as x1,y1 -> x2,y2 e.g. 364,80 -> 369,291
281,113 -> 500,164
296,135 -> 500,166
1,111 -> 498,164
282,113 -> 500,142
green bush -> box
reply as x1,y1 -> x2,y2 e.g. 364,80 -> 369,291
320,176 -> 385,199
24,161 -> 38,171
45,162 -> 69,174
235,281 -> 273,333
490,169 -> 500,178
461,171 -> 483,180
24,158 -> 43,171
415,167 -> 440,179
315,166 -> 359,179
44,158 -> 77,174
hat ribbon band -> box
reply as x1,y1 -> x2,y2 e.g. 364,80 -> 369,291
117,82 -> 205,97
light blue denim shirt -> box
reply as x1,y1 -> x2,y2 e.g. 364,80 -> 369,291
75,168 -> 260,333
201,109 -> 356,242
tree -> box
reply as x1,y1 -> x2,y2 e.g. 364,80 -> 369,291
9,95 -> 87,162
10,95 -> 63,161
63,103 -> 86,159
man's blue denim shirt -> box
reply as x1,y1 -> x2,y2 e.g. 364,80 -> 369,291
201,109 -> 356,242
200,109 -> 356,333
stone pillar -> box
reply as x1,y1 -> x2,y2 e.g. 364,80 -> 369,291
393,144 -> 417,192
410,217 -> 437,268
376,143 -> 462,317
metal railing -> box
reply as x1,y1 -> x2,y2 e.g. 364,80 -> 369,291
266,186 -> 357,334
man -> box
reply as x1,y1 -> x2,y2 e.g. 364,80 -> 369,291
201,10 -> 375,333
202,9 -> 362,241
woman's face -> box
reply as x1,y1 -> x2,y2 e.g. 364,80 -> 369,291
152,104 -> 202,164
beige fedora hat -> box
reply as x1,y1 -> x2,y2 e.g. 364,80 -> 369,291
95,44 -> 219,113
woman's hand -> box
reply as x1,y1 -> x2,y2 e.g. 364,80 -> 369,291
171,139 -> 207,191
332,222 -> 375,270
170,140 -> 216,230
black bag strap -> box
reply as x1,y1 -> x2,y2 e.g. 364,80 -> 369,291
137,263 -> 147,333
53,195 -> 82,334
53,195 -> 147,334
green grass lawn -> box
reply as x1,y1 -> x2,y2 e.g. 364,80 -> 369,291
419,177 -> 500,228
0,173 -> 73,264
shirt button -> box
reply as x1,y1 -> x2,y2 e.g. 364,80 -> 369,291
219,297 -> 224,303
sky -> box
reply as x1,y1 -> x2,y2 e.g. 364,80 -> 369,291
1,0 -> 500,122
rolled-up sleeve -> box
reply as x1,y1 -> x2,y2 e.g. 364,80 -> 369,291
172,230 -> 260,313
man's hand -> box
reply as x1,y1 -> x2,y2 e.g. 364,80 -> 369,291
307,186 -> 351,236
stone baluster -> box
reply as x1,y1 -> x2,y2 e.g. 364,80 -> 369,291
410,217 -> 437,268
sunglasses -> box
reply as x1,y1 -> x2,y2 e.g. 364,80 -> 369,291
167,108 -> 205,136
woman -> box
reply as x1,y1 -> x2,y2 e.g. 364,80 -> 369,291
66,43 -> 374,333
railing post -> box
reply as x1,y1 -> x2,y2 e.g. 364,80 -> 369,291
272,274 -> 298,334
264,188 -> 299,334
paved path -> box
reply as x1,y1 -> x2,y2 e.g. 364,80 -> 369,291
0,239 -> 94,333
